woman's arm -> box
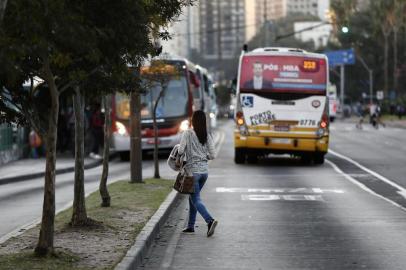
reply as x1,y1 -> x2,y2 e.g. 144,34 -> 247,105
178,130 -> 189,155
207,134 -> 216,160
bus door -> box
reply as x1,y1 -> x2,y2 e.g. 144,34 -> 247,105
189,70 -> 203,111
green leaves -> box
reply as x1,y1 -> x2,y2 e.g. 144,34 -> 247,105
0,0 -> 191,124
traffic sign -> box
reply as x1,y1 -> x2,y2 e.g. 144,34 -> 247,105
324,48 -> 355,66
376,91 -> 384,100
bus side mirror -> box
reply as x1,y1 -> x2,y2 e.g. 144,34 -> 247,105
231,78 -> 237,94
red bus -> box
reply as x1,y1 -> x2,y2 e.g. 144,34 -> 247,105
111,57 -> 202,160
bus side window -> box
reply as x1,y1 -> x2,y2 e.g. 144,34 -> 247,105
203,75 -> 209,94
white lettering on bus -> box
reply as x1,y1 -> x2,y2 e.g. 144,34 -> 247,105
250,110 -> 275,125
282,65 -> 299,72
263,64 -> 279,71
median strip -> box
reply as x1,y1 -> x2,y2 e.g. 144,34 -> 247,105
0,178 -> 175,270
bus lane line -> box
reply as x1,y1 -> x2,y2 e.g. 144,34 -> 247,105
329,149 -> 406,200
325,159 -> 406,213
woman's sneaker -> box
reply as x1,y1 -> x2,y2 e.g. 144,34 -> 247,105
207,220 -> 218,237
182,227 -> 195,233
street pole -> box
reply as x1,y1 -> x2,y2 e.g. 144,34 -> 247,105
263,0 -> 268,46
235,0 -> 239,51
216,0 -> 223,84
340,64 -> 345,117
357,54 -> 373,105
187,5 -> 191,59
369,70 -> 373,106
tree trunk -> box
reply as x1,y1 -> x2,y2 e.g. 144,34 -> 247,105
0,0 -> 7,24
35,58 -> 59,256
100,95 -> 111,207
130,90 -> 143,183
153,93 -> 163,179
383,29 -> 390,96
71,88 -> 88,226
393,27 -> 398,96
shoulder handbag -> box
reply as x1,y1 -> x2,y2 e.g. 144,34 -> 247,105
173,167 -> 194,194
173,132 -> 194,194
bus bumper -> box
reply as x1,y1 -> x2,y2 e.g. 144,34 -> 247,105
112,132 -> 182,152
234,132 -> 329,154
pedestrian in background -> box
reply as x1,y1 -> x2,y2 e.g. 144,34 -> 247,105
178,110 -> 218,237
356,103 -> 365,129
29,130 -> 44,158
89,103 -> 104,159
397,104 -> 404,120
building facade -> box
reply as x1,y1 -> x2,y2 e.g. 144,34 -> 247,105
161,4 -> 200,59
255,0 -> 330,29
286,0 -> 330,20
294,21 -> 333,49
255,0 -> 287,26
199,0 -> 246,60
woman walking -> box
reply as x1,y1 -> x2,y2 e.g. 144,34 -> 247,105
178,110 -> 218,237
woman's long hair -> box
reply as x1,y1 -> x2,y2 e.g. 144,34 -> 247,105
192,110 -> 207,145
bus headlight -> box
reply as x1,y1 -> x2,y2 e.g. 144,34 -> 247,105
115,121 -> 128,136
210,112 -> 215,119
179,120 -> 189,132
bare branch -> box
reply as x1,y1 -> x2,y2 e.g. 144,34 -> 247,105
59,66 -> 101,94
0,0 -> 7,24
0,93 -> 23,112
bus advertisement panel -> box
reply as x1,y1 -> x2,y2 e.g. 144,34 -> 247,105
239,55 -> 327,93
234,48 -> 329,165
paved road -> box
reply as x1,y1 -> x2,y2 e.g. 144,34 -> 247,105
139,120 -> 406,270
0,157 -> 177,242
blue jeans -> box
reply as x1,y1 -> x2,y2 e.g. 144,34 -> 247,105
187,173 -> 213,228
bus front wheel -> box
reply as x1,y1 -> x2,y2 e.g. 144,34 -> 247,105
234,148 -> 246,164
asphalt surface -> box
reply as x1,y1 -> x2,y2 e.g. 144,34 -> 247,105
0,157 -> 178,242
138,120 -> 406,270
329,122 -> 406,189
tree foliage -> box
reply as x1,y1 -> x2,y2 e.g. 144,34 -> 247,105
0,0 -> 190,256
329,0 -> 406,105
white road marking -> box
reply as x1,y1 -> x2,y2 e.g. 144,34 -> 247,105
216,187 -> 344,194
328,149 -> 406,200
326,159 -> 406,212
242,195 -> 280,201
241,194 -> 324,201
210,173 -> 367,178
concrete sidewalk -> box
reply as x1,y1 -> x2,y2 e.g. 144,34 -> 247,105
382,118 -> 406,128
0,155 -> 103,185
338,116 -> 406,129
0,126 -> 224,186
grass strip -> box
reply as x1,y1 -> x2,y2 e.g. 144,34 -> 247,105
0,178 -> 174,270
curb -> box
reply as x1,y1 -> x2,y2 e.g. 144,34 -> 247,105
384,122 -> 406,129
115,190 -> 181,270
0,153 -> 117,186
114,129 -> 224,270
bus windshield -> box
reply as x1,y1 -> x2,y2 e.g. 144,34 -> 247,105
140,77 -> 188,119
239,55 -> 327,95
114,77 -> 189,120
